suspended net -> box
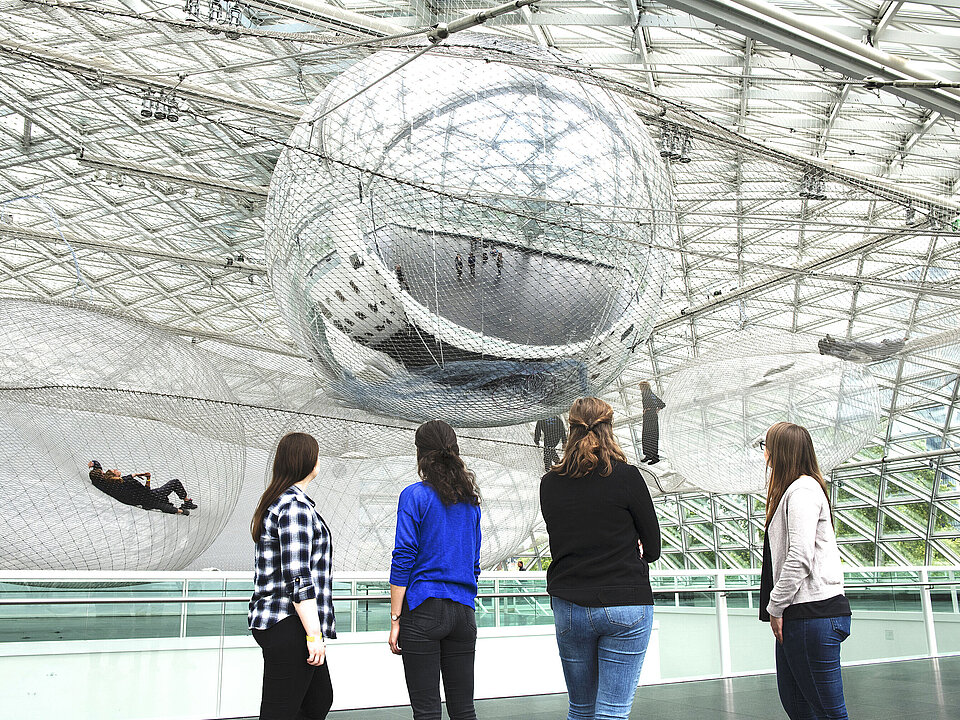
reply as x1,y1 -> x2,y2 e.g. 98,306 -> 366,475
0,299 -> 542,571
660,330 -> 882,495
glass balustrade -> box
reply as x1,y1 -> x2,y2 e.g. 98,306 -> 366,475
1,568 -> 958,720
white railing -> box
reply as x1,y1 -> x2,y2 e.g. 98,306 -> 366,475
1,568 -> 958,719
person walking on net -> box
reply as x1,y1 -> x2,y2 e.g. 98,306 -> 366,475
638,381 -> 666,465
249,432 -> 337,720
389,420 -> 482,720
540,397 -> 661,720
759,422 -> 851,720
534,415 -> 567,472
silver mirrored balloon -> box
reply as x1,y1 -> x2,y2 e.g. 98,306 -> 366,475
266,36 -> 676,426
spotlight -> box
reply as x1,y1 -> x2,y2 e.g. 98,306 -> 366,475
166,101 -> 180,122
183,0 -> 200,21
225,2 -> 243,38
207,0 -> 224,33
678,131 -> 692,163
140,92 -> 153,118
659,125 -> 674,159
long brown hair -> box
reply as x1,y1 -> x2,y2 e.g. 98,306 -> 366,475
415,420 -> 480,506
250,432 -> 320,541
553,397 -> 628,478
764,421 -> 831,527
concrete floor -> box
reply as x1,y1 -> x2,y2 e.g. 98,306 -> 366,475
326,655 -> 960,720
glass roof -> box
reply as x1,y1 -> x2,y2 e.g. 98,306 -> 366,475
1,0 -> 959,568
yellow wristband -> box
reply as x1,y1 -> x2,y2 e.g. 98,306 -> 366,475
306,634 -> 322,642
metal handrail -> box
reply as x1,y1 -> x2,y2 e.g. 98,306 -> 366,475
2,580 -> 958,606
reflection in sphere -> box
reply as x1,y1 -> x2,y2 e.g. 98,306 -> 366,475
660,333 -> 881,495
265,35 -> 676,427
0,300 -> 245,571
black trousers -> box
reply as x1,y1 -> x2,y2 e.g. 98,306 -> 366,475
252,615 -> 333,720
148,479 -> 187,505
642,412 -> 660,461
542,445 -> 560,472
399,597 -> 478,720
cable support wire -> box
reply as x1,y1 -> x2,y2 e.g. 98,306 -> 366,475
21,0 -> 408,45
4,46 -> 955,303
13,0 -> 960,212
4,38 -> 958,300
7,384 -> 542,449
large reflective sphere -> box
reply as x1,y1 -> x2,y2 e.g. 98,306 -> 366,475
660,332 -> 881,494
265,36 -> 676,426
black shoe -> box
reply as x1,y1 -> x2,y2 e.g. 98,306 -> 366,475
647,458 -> 661,465
181,500 -> 197,510
180,508 -> 190,516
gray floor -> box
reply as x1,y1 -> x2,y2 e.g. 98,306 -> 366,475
326,656 -> 960,720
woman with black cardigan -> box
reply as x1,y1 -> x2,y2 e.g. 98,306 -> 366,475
540,397 -> 661,720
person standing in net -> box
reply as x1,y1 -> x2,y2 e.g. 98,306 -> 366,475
534,415 -> 567,472
396,263 -> 408,291
467,251 -> 476,278
638,381 -> 666,465
496,250 -> 503,278
389,420 -> 482,720
540,397 -> 660,720
455,253 -> 464,280
249,432 -> 337,720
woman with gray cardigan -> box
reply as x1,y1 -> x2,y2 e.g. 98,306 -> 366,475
759,422 -> 851,720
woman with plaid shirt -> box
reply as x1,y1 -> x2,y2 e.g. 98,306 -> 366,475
249,433 -> 336,720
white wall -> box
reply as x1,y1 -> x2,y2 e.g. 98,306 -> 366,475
0,624 -> 660,720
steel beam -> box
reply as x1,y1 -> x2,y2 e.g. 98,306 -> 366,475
0,36 -> 300,121
657,0 -> 960,120
77,153 -> 269,200
244,0 -> 406,36
0,224 -> 268,276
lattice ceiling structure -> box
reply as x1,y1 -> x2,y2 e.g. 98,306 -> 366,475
1,0 -> 959,570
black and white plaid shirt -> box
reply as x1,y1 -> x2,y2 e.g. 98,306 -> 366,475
248,485 -> 336,638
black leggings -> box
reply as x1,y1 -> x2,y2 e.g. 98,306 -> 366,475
642,413 -> 660,461
148,479 -> 187,506
542,445 -> 560,472
399,597 -> 477,720
252,615 -> 333,720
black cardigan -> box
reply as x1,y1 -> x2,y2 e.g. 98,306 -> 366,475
540,461 -> 661,607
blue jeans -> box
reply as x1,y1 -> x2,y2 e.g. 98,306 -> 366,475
776,615 -> 851,720
552,596 -> 654,720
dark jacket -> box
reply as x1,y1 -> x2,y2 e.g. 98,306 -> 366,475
534,416 -> 567,448
540,461 -> 661,606
641,389 -> 666,414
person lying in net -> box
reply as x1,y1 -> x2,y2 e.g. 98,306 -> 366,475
88,460 -> 197,515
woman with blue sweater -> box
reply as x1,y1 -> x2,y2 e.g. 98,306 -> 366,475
388,419 -> 482,720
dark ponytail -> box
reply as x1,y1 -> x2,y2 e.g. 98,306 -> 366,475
415,420 -> 481,506
251,432 -> 319,541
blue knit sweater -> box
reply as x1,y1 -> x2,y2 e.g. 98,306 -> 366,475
389,481 -> 481,610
